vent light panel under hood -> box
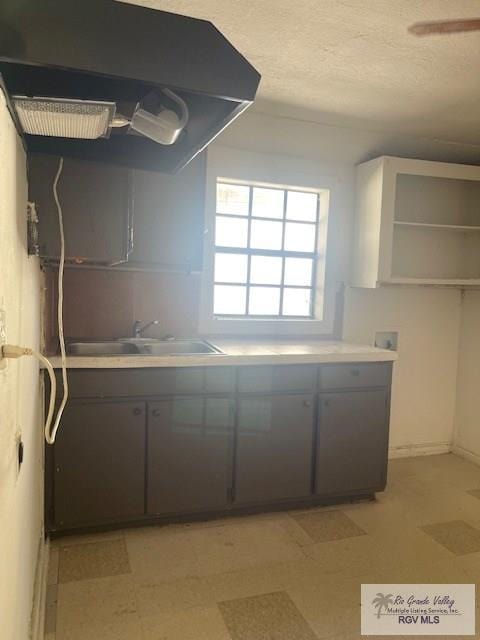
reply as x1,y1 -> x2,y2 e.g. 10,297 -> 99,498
13,97 -> 116,139
0,0 -> 260,173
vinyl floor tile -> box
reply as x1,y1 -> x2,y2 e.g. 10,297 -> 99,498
48,454 -> 480,640
141,605 -> 231,640
58,538 -> 131,583
56,574 -> 137,630
420,520 -> 480,555
291,510 -> 366,543
218,590 -> 317,640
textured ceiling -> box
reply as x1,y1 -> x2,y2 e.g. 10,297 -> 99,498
123,0 -> 480,144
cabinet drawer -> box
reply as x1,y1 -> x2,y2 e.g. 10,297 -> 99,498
62,367 -> 235,398
238,365 -> 316,393
318,363 -> 392,390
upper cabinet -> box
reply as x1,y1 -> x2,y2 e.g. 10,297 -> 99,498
128,153 -> 206,271
352,156 -> 480,287
28,154 -> 133,265
29,151 -> 206,269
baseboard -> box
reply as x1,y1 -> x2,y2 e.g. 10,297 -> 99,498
389,441 -> 451,459
451,444 -> 480,467
30,536 -> 48,640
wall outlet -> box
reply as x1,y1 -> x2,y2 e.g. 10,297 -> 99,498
375,331 -> 398,351
0,309 -> 6,370
17,436 -> 24,474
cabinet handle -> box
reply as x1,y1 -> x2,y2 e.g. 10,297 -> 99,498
323,399 -> 330,407
351,368 -> 360,376
151,409 -> 161,417
133,407 -> 142,416
303,400 -> 312,407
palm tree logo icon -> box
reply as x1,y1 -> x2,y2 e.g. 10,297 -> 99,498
372,593 -> 394,618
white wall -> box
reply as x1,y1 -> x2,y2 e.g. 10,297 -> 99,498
454,292 -> 480,462
219,108 -> 480,166
0,93 -> 44,640
343,287 -> 461,456
216,110 -> 472,455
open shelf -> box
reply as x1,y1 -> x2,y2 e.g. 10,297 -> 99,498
392,171 -> 480,284
394,173 -> 480,227
391,223 -> 480,283
393,221 -> 480,232
385,277 -> 480,287
352,157 -> 480,288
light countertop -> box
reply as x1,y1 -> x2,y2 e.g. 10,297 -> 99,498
46,339 -> 397,369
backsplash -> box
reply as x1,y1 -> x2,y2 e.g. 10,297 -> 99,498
43,268 -> 345,354
44,267 -> 201,351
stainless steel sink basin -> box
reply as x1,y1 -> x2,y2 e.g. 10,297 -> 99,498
66,339 -> 222,356
67,341 -> 139,356
139,340 -> 222,355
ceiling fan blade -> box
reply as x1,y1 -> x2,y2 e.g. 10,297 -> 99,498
409,18 -> 480,36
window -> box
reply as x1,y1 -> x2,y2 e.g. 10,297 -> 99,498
213,181 -> 321,318
199,148 -> 336,336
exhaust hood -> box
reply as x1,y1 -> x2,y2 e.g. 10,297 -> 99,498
0,0 -> 260,173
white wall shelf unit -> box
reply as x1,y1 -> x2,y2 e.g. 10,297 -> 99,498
352,156 -> 480,288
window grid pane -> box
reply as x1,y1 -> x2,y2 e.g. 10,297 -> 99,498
250,255 -> 283,285
252,187 -> 284,219
248,286 -> 281,315
216,183 -> 249,216
213,182 -> 320,318
215,216 -> 248,248
286,190 -> 318,222
250,219 -> 283,250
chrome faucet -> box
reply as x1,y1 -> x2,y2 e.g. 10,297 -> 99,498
133,320 -> 159,338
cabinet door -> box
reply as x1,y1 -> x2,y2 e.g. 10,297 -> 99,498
54,401 -> 146,528
129,153 -> 206,270
316,390 -> 389,496
29,154 -> 132,264
147,396 -> 233,515
235,394 -> 314,504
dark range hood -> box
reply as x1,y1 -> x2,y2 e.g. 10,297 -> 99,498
0,0 -> 260,173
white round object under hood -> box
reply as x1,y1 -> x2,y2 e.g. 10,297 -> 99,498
130,107 -> 185,145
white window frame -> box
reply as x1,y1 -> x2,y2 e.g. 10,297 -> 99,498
199,146 -> 340,336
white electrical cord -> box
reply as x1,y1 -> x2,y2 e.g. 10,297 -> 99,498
1,157 -> 67,445
50,156 -> 68,444
1,345 -> 57,442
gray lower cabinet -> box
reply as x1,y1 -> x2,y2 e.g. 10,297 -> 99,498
47,363 -> 393,533
147,396 -> 234,515
234,394 -> 314,504
54,401 -> 146,528
316,389 -> 389,496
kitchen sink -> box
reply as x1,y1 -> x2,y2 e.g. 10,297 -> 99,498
139,340 -> 222,355
67,341 -> 140,356
66,339 -> 222,356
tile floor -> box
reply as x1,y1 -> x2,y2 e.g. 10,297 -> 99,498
45,453 -> 480,639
